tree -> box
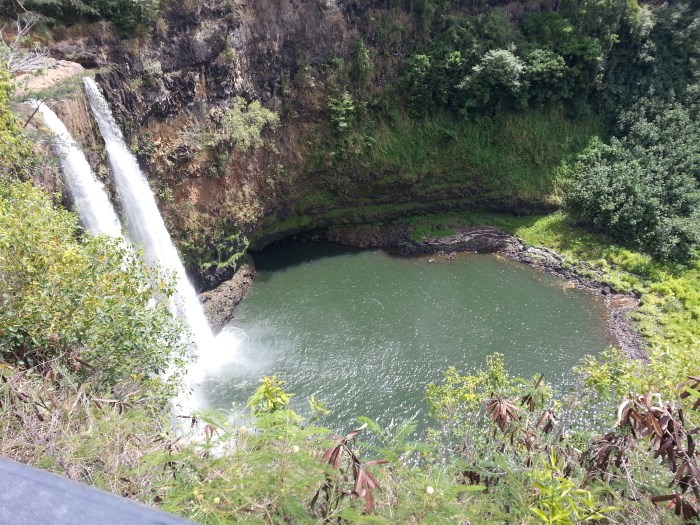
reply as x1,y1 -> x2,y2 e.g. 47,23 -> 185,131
17,0 -> 158,32
460,48 -> 525,112
401,53 -> 433,118
0,11 -> 47,74
524,49 -> 571,107
566,99 -> 700,261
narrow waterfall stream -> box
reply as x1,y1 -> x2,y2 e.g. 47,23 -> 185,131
83,78 -> 238,399
34,101 -> 122,237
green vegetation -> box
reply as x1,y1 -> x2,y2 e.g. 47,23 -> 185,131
364,109 -> 603,202
0,181 -> 186,391
219,98 -> 280,153
564,0 -> 700,262
180,97 -> 279,154
567,117 -> 700,262
1,0 -> 700,522
399,3 -> 637,117
382,0 -> 700,263
7,0 -> 159,32
0,68 -> 32,178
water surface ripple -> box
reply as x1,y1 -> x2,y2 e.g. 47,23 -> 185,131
202,243 -> 610,431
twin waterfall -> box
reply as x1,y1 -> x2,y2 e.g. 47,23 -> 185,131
82,79 -> 220,382
38,78 -> 237,408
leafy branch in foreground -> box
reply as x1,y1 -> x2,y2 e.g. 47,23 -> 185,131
312,423 -> 387,517
585,377 -> 700,522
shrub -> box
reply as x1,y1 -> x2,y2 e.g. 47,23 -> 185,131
460,47 -> 525,112
566,100 -> 700,261
522,11 -> 603,96
0,66 -> 33,179
21,0 -> 158,31
0,181 -> 186,391
326,91 -> 356,133
350,38 -> 374,90
400,53 -> 433,118
524,49 -> 572,107
219,97 -> 279,152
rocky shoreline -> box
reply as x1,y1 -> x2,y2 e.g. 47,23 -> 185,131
201,224 -> 646,360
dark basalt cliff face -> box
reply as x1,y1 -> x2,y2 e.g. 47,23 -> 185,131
98,0 -> 359,119
50,0 -> 554,291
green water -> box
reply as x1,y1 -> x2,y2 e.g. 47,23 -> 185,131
201,242 -> 611,431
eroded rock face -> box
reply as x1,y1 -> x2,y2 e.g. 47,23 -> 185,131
94,0 -> 361,126
62,0 -> 372,290
200,257 -> 256,333
44,0 -> 556,291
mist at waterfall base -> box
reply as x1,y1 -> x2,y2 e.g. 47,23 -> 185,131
83,78 -> 239,405
201,242 -> 612,433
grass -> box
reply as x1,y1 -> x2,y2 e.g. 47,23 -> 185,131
397,210 -> 700,395
359,109 -> 604,204
184,105 -> 604,270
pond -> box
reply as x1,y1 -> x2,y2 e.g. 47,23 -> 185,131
198,242 -> 611,432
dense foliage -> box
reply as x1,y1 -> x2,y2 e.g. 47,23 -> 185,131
1,0 -> 158,31
0,181 -> 186,391
399,2 -> 639,118
393,0 -> 700,262
1,0 -> 700,523
567,100 -> 700,261
563,0 -> 700,262
0,67 -> 32,177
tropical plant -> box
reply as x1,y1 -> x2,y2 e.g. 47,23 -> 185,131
311,424 -> 387,517
566,99 -> 700,261
0,66 -> 34,179
530,450 -> 617,524
585,380 -> 700,522
247,374 -> 292,414
0,180 -> 186,392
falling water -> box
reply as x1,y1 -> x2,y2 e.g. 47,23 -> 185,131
33,101 -> 122,237
83,78 -> 238,396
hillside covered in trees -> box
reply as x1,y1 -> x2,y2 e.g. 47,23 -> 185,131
1,0 -> 700,522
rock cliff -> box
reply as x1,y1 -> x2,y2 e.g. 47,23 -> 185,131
47,0 -> 558,291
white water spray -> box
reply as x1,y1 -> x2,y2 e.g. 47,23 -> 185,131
33,101 -> 122,237
83,78 -> 240,397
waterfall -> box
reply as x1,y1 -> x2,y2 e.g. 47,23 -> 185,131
33,101 -> 122,238
83,78 -> 233,391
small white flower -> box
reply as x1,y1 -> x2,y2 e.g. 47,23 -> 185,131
426,486 -> 435,495
291,445 -> 300,453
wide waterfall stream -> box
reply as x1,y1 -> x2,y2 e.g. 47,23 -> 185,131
200,242 -> 611,432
